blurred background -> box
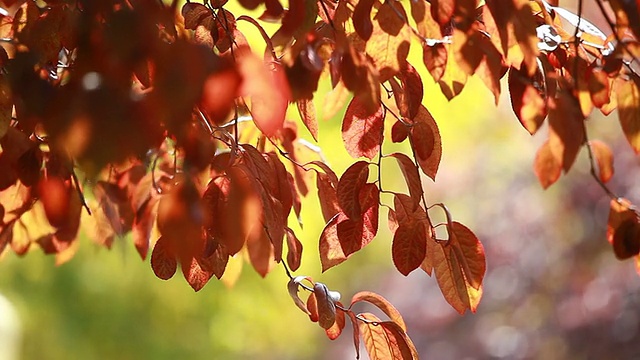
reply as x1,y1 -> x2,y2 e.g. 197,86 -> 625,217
2,0 -> 640,359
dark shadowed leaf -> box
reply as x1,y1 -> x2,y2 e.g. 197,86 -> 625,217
151,236 -> 177,280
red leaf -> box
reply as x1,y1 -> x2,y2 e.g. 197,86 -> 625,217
448,222 -> 486,290
199,238 -> 229,279
589,140 -> 614,183
337,184 -> 379,256
378,321 -> 418,360
181,3 -> 212,30
392,222 -> 428,276
350,291 -> 407,331
534,140 -> 562,189
320,213 -> 348,271
132,197 -> 158,260
432,243 -> 469,314
423,43 -> 448,82
342,97 -> 384,160
410,105 -> 442,180
396,61 -> 424,119
296,98 -> 319,141
391,121 -> 409,143
182,256 -> 214,292
285,227 -> 303,271
317,172 -> 340,223
337,161 -> 370,219
38,177 -> 71,228
388,153 -> 422,201
353,0 -> 374,41
307,291 -> 319,322
430,0 -> 454,26
151,236 -> 177,280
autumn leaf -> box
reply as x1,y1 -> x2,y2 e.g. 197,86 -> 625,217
607,199 -> 640,259
508,65 -> 547,135
296,98 -> 319,141
388,153 -> 422,201
447,221 -> 486,290
534,140 -> 562,189
151,236 -> 178,280
616,76 -> 640,153
342,97 -> 384,160
350,291 -> 407,331
337,160 -> 370,219
182,256 -> 215,292
358,313 -> 415,360
325,305 -> 346,340
285,227 -> 303,271
548,90 -> 585,173
410,105 -> 442,180
589,140 -> 614,183
337,183 -> 379,256
365,1 -> 411,82
353,0 -> 374,41
392,222 -> 428,276
320,213 -> 348,271
314,282 -> 337,329
288,275 -> 314,315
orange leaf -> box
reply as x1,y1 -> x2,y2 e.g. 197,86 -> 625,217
430,0 -> 454,25
438,43 -> 468,100
151,236 -> 177,281
325,306 -> 346,340
432,243 -> 469,314
508,66 -> 547,135
589,140 -> 614,183
534,140 -> 562,189
588,66 -> 611,109
346,310 -> 361,359
616,76 -> 640,153
320,213 -> 348,271
342,97 -> 384,160
316,172 -> 340,223
548,90 -> 585,173
359,313 -> 415,360
350,291 -> 407,331
366,1 -> 411,82
246,225 -> 274,278
337,160 -> 370,219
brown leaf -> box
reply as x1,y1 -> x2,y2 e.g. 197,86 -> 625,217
430,0 -> 455,26
392,61 -> 424,119
448,222 -> 486,290
607,199 -> 640,259
342,97 -> 384,160
353,0 -> 374,41
391,120 -> 409,143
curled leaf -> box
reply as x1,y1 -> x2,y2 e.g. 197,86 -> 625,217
287,275 -> 314,315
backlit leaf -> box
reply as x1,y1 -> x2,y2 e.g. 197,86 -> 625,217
388,152 -> 422,201
337,160 -> 370,219
433,243 -> 469,314
359,313 -> 414,360
392,222 -> 427,276
150,236 -> 177,281
350,291 -> 407,331
336,183 -> 379,256
342,97 -> 384,160
448,221 -> 485,290
548,90 -> 585,173
508,65 -> 547,135
285,227 -> 303,271
325,305 -> 346,340
182,256 -> 214,292
296,99 -> 319,141
378,321 -> 418,360
534,140 -> 562,189
590,140 -> 614,183
366,1 -> 411,82
317,172 -> 340,223
616,76 -> 640,153
430,0 -> 454,26
410,105 -> 442,180
353,0 -> 374,41
320,213 -> 348,271
392,61 -> 424,119
288,275 -> 314,315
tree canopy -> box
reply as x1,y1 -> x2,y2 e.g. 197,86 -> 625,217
0,0 -> 639,358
